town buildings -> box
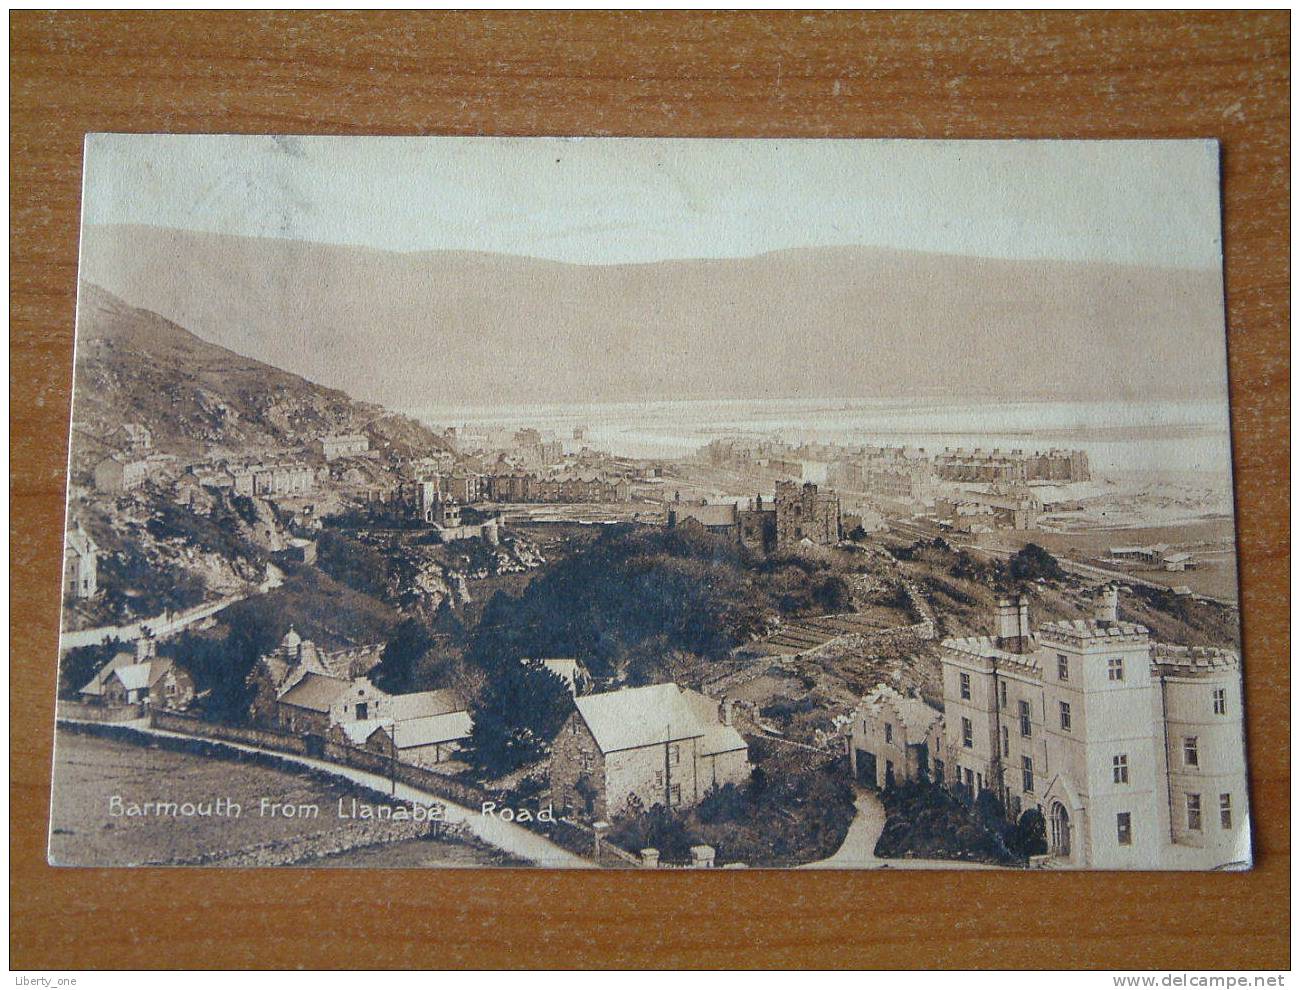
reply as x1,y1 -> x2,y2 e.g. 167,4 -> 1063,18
936,587 -> 1248,869
327,687 -> 473,766
63,525 -> 98,599
774,480 -> 843,547
848,685 -> 944,790
665,495 -> 777,552
93,454 -> 152,492
937,485 -> 1043,532
78,640 -> 195,710
550,683 -> 749,820
312,433 -> 370,461
934,447 -> 1091,483
246,628 -> 473,760
483,469 -> 630,504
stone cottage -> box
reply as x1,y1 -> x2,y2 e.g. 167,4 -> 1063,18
550,682 -> 749,821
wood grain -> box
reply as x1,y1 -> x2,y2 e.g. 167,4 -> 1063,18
10,11 -> 1289,970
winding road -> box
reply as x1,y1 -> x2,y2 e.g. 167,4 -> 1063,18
799,789 -> 999,871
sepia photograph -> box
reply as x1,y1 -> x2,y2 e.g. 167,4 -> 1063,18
50,134 -> 1249,872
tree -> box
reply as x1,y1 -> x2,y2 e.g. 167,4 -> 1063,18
58,637 -> 127,699
1008,543 -> 1065,584
466,660 -> 574,776
372,618 -> 434,694
1011,807 -> 1048,857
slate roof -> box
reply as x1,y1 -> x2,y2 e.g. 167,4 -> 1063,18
278,672 -> 351,713
382,689 -> 462,721
112,663 -> 153,692
79,651 -> 137,696
575,684 -> 705,754
395,711 -> 474,748
671,502 -> 738,528
338,718 -> 392,746
700,723 -> 748,757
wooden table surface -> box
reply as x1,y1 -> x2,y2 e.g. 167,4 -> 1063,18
10,11 -> 1290,970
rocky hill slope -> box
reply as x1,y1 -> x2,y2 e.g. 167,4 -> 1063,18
69,282 -> 449,475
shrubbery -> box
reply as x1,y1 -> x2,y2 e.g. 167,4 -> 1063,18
464,526 -> 855,682
874,779 -> 1022,865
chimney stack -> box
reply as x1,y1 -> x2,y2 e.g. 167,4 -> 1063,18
1095,584 -> 1119,626
995,598 -> 1019,647
721,698 -> 735,727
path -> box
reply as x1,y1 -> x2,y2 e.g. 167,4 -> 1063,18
60,564 -> 285,651
799,789 -> 999,871
63,718 -> 595,869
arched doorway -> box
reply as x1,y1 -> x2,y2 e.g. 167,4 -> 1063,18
1050,801 -> 1072,858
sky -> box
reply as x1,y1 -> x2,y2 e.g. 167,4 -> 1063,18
82,134 -> 1223,269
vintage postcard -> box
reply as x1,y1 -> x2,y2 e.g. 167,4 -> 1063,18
50,136 -> 1250,870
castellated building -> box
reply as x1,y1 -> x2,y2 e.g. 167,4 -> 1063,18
937,586 -> 1248,869
774,480 -> 843,547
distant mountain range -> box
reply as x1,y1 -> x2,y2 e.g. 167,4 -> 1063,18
69,282 -> 448,473
78,224 -> 1228,410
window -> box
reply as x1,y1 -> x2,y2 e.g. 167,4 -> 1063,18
962,767 -> 974,787
1183,737 -> 1199,767
1213,688 -> 1227,715
999,680 -> 1007,709
934,759 -> 945,783
961,717 -> 973,748
1000,724 -> 1009,758
669,744 -> 681,766
355,702 -> 368,720
1021,756 -> 1034,793
653,770 -> 664,788
1057,654 -> 1069,681
960,672 -> 971,701
1117,812 -> 1132,846
862,720 -> 868,734
669,783 -> 681,805
1059,701 -> 1072,732
884,723 -> 893,744
1186,793 -> 1202,831
1220,793 -> 1232,829
1019,700 -> 1031,737
1108,657 -> 1125,681
1113,754 -> 1129,784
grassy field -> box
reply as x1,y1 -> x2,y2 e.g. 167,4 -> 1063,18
47,728 -> 511,868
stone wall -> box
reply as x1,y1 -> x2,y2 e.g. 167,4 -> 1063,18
56,699 -> 145,723
151,710 -> 310,754
154,816 -> 453,868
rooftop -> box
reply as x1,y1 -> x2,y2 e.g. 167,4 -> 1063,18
278,672 -> 351,712
575,683 -> 705,754
859,685 -> 943,739
1037,618 -> 1149,642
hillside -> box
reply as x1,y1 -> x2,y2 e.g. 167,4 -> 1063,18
79,224 -> 1228,410
69,282 -> 450,475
